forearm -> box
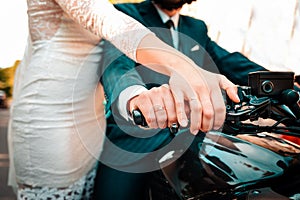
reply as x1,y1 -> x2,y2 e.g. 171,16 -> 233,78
55,0 -> 152,61
100,39 -> 146,107
136,34 -> 241,133
136,34 -> 199,77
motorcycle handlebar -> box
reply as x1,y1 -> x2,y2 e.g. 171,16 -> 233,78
132,88 -> 300,136
132,90 -> 299,121
132,109 -> 179,134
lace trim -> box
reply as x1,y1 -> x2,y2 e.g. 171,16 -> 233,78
27,0 -> 151,61
17,168 -> 96,200
28,0 -> 62,41
55,0 -> 151,61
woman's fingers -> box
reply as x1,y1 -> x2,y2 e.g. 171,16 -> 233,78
169,69 -> 240,134
218,74 -> 240,103
160,84 -> 177,128
169,70 -> 213,134
169,72 -> 195,129
188,96 -> 202,134
130,72 -> 240,134
210,88 -> 226,130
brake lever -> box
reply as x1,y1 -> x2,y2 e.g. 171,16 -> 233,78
132,109 -> 179,135
226,86 -> 271,121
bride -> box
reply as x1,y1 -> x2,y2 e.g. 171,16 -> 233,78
8,0 -> 239,198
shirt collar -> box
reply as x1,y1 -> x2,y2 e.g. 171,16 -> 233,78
153,4 -> 179,29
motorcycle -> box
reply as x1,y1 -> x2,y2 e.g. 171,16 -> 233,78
133,71 -> 300,200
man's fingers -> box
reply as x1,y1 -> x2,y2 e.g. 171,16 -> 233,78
150,86 -> 177,129
130,94 -> 158,128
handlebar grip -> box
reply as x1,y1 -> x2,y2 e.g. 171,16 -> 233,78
280,89 -> 300,119
132,109 -> 179,134
132,109 -> 148,127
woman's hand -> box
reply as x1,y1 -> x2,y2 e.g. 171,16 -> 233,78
127,68 -> 240,136
136,34 -> 240,134
168,67 -> 240,135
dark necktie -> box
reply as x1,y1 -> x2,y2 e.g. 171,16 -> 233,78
165,19 -> 174,29
164,19 -> 175,47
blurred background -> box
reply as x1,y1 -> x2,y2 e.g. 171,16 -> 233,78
1,0 -> 299,100
180,0 -> 300,74
0,0 -> 299,199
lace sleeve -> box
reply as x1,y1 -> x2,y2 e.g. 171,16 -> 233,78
55,0 -> 153,61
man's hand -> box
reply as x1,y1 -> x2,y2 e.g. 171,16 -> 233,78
128,84 -> 178,129
128,68 -> 240,135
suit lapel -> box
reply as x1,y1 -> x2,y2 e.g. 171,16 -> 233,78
138,1 -> 174,47
138,1 -> 165,28
137,1 -> 202,58
177,17 -> 195,56
178,17 -> 206,67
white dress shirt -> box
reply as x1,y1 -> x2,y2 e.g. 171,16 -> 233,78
155,5 -> 180,49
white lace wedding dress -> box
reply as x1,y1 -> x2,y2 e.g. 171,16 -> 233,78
8,0 -> 151,198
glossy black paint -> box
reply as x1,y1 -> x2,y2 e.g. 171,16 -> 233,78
159,131 -> 300,200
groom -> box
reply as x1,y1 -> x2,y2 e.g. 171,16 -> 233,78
94,0 -> 267,199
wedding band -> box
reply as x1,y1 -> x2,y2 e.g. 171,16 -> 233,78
190,97 -> 198,101
153,104 -> 165,112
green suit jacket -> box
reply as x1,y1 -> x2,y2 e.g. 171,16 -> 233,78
99,0 -> 267,167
